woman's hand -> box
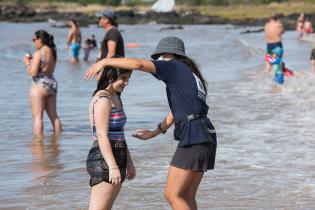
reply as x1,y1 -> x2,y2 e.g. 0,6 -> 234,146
23,56 -> 31,66
109,167 -> 121,185
132,129 -> 156,140
126,160 -> 136,180
86,60 -> 106,80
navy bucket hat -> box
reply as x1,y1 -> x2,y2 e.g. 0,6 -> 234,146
151,36 -> 186,60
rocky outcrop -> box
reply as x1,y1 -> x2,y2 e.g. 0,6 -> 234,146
0,4 -> 314,31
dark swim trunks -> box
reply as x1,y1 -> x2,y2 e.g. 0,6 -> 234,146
267,41 -> 283,55
310,48 -> 315,60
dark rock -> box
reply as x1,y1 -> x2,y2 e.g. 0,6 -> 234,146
159,25 -> 184,31
0,4 -> 313,31
241,28 -> 264,34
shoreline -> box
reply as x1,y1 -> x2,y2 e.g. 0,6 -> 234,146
1,3 -> 315,30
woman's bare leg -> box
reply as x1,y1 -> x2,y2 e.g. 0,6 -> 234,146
164,166 -> 204,210
89,182 -> 122,210
183,172 -> 204,210
29,85 -> 47,136
45,95 -> 62,135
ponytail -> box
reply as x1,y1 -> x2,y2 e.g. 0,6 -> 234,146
34,30 -> 57,61
174,55 -> 208,95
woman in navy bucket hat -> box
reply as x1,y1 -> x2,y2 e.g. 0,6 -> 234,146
86,36 -> 217,210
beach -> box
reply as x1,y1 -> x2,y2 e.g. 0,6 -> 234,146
0,21 -> 315,209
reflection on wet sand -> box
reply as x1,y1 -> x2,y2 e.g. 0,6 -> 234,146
30,134 -> 63,181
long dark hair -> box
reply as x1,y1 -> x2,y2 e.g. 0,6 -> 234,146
69,18 -> 79,28
174,54 -> 208,95
34,30 -> 57,61
109,17 -> 118,28
93,66 -> 130,96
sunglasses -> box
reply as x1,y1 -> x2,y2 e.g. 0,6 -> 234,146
98,16 -> 108,21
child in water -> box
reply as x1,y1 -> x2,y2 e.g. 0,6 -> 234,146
265,46 -> 284,92
82,38 -> 93,62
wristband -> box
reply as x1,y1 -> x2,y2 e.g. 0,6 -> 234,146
158,123 -> 167,134
109,166 -> 119,170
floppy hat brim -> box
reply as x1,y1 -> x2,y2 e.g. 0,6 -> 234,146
151,48 -> 187,60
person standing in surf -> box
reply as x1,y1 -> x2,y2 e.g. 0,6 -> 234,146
86,36 -> 217,210
67,19 -> 82,64
264,14 -> 284,74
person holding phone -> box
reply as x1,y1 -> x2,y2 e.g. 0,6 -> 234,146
23,30 -> 62,136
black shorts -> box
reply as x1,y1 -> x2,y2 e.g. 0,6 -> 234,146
170,142 -> 216,172
266,41 -> 283,54
86,140 -> 127,187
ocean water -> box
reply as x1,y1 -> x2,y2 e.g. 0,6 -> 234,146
0,22 -> 315,209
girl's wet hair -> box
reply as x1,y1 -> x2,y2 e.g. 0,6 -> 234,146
93,66 -> 130,96
174,54 -> 208,95
34,30 -> 57,61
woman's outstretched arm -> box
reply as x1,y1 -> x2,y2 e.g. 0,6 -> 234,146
132,111 -> 174,140
86,57 -> 156,79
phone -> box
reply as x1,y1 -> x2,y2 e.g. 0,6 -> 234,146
25,51 -> 32,58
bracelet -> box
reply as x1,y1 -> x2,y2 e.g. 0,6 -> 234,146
109,166 -> 119,170
158,122 -> 167,134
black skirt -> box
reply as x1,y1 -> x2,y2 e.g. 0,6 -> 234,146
170,142 -> 216,172
86,140 -> 127,187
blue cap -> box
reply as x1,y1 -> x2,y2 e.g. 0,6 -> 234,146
95,10 -> 116,21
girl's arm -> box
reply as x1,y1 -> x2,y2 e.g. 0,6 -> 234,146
94,98 -> 121,185
133,111 -> 174,140
86,57 -> 156,79
23,51 -> 41,77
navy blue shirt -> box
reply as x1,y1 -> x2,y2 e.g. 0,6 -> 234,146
152,60 -> 216,146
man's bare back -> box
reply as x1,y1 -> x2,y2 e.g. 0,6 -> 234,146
265,19 -> 284,44
68,28 -> 81,44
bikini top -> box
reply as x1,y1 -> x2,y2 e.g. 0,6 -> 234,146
91,95 -> 126,141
